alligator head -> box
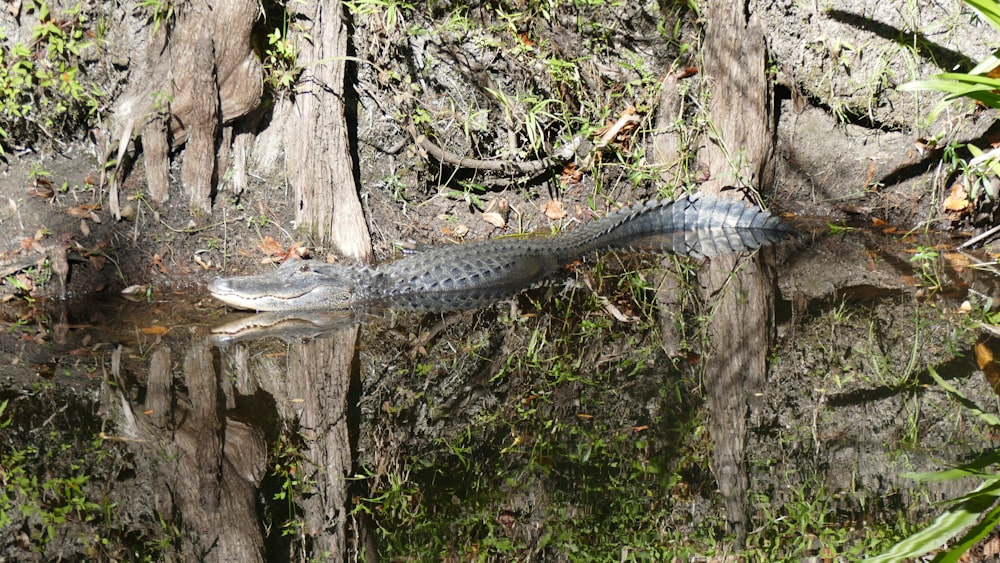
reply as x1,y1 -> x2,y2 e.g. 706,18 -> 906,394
208,259 -> 376,311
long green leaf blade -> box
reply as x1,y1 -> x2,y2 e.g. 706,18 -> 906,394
933,499 -> 1000,563
864,483 -> 1000,562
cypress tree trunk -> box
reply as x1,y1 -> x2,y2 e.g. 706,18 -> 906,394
282,0 -> 373,263
697,0 -> 776,545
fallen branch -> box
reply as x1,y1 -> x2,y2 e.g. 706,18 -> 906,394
409,124 -> 589,175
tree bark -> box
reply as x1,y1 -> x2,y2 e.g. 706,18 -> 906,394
284,1 -> 373,263
107,0 -> 261,216
695,0 -> 776,546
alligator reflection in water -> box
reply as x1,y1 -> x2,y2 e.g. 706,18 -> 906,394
209,194 -> 792,312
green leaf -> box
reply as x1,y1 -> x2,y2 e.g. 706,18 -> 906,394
864,480 -> 1000,562
927,366 -> 1000,427
966,0 -> 1000,34
933,499 -> 1000,563
902,449 -> 1000,482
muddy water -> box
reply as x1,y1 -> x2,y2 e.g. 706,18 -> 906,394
2,226 -> 999,560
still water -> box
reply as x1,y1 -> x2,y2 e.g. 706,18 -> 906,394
2,226 -> 999,561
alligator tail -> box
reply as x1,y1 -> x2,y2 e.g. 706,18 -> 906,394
549,193 -> 791,261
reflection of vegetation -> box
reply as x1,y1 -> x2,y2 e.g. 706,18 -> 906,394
868,368 -> 1000,562
0,395 -> 170,559
260,429 -> 312,555
356,279 -> 701,559
885,1 -> 1000,558
353,254 -> 959,559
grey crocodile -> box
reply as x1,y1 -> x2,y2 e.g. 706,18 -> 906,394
208,193 -> 792,312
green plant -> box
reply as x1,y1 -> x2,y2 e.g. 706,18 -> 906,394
867,367 -> 1000,562
137,0 -> 174,35
261,20 -> 300,97
899,0 -> 1000,122
0,1 -> 105,153
910,245 -> 942,291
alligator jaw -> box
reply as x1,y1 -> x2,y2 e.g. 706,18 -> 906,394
208,276 -> 318,311
208,260 -> 363,311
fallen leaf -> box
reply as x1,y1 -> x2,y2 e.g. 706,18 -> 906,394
26,186 -> 54,199
66,206 -> 93,218
120,284 -> 148,297
544,199 -> 567,220
561,163 -> 583,185
943,182 -> 971,213
441,224 -> 469,238
977,337 -> 1000,394
481,212 -> 506,228
80,219 -> 90,236
982,532 -> 1000,557
675,66 -> 698,79
942,252 -> 970,272
598,295 -> 634,322
140,325 -> 169,336
258,236 -> 285,257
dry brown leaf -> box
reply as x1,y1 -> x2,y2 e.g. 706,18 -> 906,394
66,206 -> 92,218
943,182 -> 971,213
982,532 -> 1000,557
560,162 -> 583,185
79,219 -> 90,237
285,243 -> 307,260
481,212 -> 506,228
976,338 -> 1000,394
675,66 -> 698,79
26,186 -> 54,199
440,224 -> 469,238
544,199 -> 567,220
258,236 -> 285,257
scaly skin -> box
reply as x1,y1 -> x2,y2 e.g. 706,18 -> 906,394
208,193 -> 792,311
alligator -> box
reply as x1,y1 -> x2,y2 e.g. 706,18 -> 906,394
208,193 -> 793,312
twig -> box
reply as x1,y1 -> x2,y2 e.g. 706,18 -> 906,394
158,214 -> 250,234
958,223 -> 1000,250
